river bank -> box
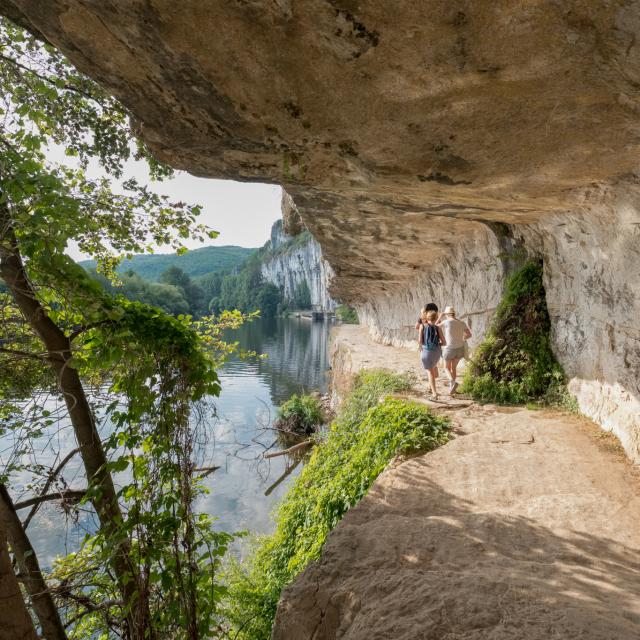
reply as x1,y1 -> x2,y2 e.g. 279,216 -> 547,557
273,325 -> 640,639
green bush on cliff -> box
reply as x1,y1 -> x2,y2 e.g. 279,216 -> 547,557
222,370 -> 450,639
462,261 -> 568,404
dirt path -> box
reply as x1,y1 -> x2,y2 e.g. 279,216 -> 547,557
273,326 -> 640,639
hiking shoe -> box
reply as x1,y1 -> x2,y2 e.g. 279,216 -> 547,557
450,381 -> 459,395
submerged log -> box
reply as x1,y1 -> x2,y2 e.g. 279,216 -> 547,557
264,439 -> 314,460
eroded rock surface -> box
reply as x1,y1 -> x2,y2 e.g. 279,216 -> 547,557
2,1 -> 639,457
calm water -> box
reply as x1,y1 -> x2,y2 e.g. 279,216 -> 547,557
5,316 -> 332,565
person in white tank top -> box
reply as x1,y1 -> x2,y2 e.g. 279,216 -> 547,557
437,306 -> 471,395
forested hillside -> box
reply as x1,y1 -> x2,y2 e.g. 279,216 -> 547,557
80,230 -> 321,319
80,244 -> 256,280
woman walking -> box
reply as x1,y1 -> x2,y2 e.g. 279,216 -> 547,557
438,306 -> 472,395
419,308 -> 446,401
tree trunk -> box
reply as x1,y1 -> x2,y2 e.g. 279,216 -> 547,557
0,526 -> 38,640
0,203 -> 151,639
0,485 -> 67,640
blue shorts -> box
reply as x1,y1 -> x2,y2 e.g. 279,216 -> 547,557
421,345 -> 441,370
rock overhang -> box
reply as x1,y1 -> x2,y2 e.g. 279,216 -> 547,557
2,0 -> 640,458
3,2 -> 640,266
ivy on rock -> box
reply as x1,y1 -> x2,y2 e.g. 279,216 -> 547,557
462,261 -> 573,406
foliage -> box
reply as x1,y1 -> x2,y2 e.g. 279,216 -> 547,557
89,268 -> 191,316
0,15 -> 243,638
275,394 -> 324,434
222,371 -> 450,639
461,261 -> 570,404
336,304 -> 359,324
208,257 -> 284,319
46,299 -> 251,639
80,244 -> 256,280
159,265 -> 206,316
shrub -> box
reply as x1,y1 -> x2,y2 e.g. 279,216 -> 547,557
462,261 -> 570,404
275,394 -> 324,434
222,370 -> 450,639
336,304 -> 359,324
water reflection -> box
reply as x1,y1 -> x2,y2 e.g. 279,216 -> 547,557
5,317 -> 332,565
195,316 -> 332,537
223,316 -> 332,403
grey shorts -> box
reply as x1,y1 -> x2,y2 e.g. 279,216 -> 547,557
421,345 -> 441,370
442,345 -> 465,361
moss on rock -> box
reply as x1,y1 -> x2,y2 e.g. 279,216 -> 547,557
462,261 -> 567,404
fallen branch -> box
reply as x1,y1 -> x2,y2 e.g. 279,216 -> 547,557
23,447 -> 80,530
192,466 -> 220,478
264,439 -> 313,459
14,488 -> 86,510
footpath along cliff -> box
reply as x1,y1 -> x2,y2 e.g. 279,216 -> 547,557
272,326 -> 640,639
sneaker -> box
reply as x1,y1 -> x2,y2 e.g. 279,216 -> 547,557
450,381 -> 459,395
429,393 -> 438,402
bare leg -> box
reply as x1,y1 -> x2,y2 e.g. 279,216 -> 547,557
445,359 -> 454,382
451,357 -> 460,382
450,357 -> 461,393
427,368 -> 438,396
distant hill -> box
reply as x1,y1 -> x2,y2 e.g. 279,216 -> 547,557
80,245 -> 257,281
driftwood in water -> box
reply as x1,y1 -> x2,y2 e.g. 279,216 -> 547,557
264,456 -> 304,497
264,439 -> 314,459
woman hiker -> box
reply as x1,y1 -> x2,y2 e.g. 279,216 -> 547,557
414,301 -> 439,331
438,305 -> 472,395
418,308 -> 446,401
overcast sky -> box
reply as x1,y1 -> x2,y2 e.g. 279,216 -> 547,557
59,147 -> 283,260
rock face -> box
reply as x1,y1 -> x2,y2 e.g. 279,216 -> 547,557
261,220 -> 337,312
3,1 -> 639,458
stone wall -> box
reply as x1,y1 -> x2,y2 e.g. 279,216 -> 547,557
517,183 -> 640,462
354,182 -> 640,462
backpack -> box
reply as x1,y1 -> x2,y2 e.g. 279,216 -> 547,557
423,323 -> 439,349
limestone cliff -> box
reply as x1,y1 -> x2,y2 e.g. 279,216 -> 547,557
261,219 -> 336,312
2,1 -> 639,460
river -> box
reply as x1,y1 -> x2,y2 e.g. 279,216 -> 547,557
6,316 -> 333,566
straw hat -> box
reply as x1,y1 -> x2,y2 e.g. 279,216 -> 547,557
443,305 -> 456,316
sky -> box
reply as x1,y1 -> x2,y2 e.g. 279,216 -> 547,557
58,146 -> 283,260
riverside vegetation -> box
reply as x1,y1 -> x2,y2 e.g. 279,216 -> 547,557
275,394 -> 325,435
0,16 -> 255,639
222,371 -> 451,639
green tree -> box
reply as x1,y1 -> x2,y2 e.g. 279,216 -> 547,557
0,16 -> 238,639
160,265 -> 205,315
257,281 -> 282,318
